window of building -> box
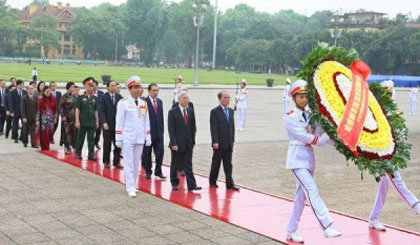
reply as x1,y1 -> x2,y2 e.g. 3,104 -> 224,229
64,33 -> 71,42
64,45 -> 71,55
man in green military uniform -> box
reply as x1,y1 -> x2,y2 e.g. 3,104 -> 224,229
75,77 -> 99,160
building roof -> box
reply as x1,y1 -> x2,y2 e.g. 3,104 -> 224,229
18,3 -> 75,23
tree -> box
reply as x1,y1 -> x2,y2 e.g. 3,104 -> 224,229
32,0 -> 49,6
29,13 -> 60,58
123,0 -> 165,65
0,1 -> 18,55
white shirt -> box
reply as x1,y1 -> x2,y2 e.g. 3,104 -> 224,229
32,70 -> 38,76
115,96 -> 151,145
283,85 -> 291,101
236,88 -> 248,109
179,104 -> 187,117
284,107 -> 330,170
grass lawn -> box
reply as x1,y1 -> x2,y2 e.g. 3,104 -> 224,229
0,63 -> 294,85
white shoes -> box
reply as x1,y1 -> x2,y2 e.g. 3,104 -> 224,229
127,191 -> 136,198
286,232 -> 304,243
324,226 -> 342,238
369,220 -> 386,231
413,203 -> 420,215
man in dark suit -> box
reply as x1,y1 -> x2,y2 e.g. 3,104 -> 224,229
94,79 -> 105,149
4,84 -> 14,138
168,91 -> 201,192
171,99 -> 194,176
21,84 -> 38,148
0,79 -> 8,135
50,81 -> 62,144
142,83 -> 166,179
99,80 -> 123,169
9,80 -> 27,143
209,90 -> 240,191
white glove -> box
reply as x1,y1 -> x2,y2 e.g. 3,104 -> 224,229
116,141 -> 123,148
145,140 -> 152,147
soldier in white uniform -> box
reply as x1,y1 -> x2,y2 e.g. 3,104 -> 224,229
368,81 -> 420,231
284,80 -> 342,243
409,86 -> 418,115
173,75 -> 184,105
236,79 -> 248,131
283,78 -> 292,114
115,75 -> 151,197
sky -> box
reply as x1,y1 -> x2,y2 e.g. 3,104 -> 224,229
9,0 -> 420,18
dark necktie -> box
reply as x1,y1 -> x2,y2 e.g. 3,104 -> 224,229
224,107 -> 229,123
183,108 -> 188,126
135,99 -> 138,106
302,111 -> 307,122
19,91 -> 22,97
111,95 -> 115,105
153,99 -> 158,114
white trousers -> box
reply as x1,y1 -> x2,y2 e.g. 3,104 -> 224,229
238,109 -> 246,130
283,99 -> 291,114
369,171 -> 419,221
287,168 -> 333,233
410,99 -> 417,115
123,143 -> 144,193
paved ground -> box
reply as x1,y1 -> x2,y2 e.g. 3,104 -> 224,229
0,86 -> 419,244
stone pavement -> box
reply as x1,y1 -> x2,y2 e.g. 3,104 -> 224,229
0,141 -> 279,245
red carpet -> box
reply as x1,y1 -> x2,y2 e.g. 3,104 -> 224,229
40,150 -> 420,244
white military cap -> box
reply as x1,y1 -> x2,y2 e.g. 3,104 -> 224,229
241,79 -> 248,85
380,80 -> 394,88
289,79 -> 308,97
126,75 -> 141,88
286,78 -> 292,84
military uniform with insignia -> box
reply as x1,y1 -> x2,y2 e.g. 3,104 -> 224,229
284,80 -> 341,243
75,78 -> 98,160
115,76 -> 151,197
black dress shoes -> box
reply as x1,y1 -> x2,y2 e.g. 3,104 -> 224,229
104,163 -> 110,169
155,174 -> 167,180
113,164 -> 124,169
210,183 -> 219,188
145,173 -> 152,179
95,143 -> 101,150
188,186 -> 202,192
172,185 -> 179,191
227,185 -> 240,191
88,156 -> 97,161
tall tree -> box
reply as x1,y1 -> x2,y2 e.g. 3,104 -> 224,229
29,13 -> 60,58
123,0 -> 165,65
0,1 -> 18,55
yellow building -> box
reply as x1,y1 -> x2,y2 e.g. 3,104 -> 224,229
18,2 -> 83,59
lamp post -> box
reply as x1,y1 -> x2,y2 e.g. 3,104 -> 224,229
193,0 -> 207,86
212,0 -> 218,70
330,11 -> 344,47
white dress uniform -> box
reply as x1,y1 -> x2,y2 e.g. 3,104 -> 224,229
173,83 -> 183,104
116,76 -> 151,196
236,88 -> 248,131
368,81 -> 420,229
284,80 -> 340,241
409,87 -> 418,115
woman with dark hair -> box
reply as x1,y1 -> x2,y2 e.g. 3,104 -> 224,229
37,86 -> 57,150
36,81 -> 45,97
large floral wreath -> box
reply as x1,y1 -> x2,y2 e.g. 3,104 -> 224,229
298,43 -> 411,179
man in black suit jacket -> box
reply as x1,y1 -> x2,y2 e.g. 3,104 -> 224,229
209,90 -> 240,191
50,81 -> 62,144
0,79 -> 8,135
94,79 -> 105,149
21,84 -> 38,148
168,91 -> 201,192
99,81 -> 123,169
142,83 -> 166,179
9,80 -> 27,143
